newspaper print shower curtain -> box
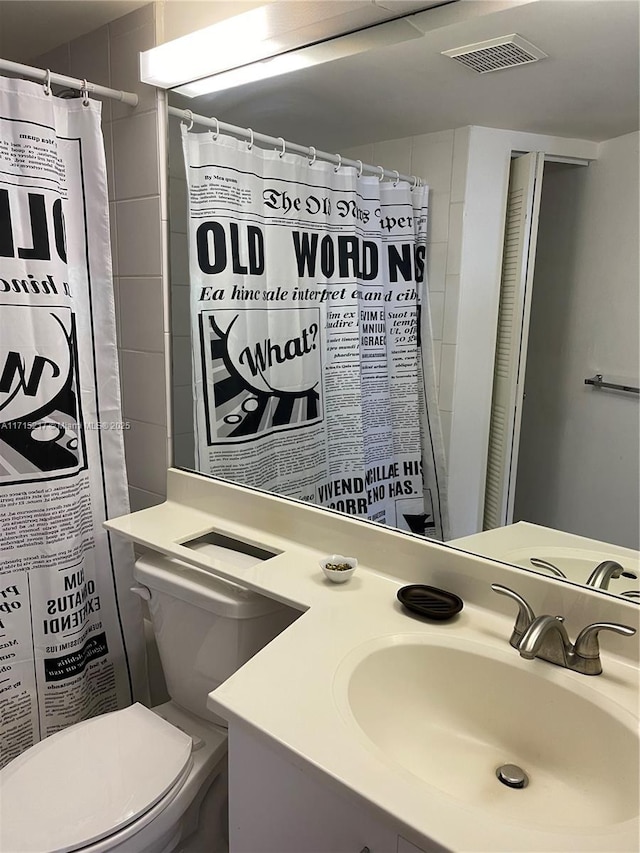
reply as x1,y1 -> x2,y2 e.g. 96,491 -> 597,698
0,77 -> 145,767
182,126 -> 448,539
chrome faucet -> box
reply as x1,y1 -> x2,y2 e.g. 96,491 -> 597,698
586,560 -> 623,590
518,615 -> 573,667
491,583 -> 636,675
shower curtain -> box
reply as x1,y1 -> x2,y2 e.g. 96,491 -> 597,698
0,77 -> 145,768
182,127 -> 448,539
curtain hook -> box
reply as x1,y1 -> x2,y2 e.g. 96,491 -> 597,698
308,146 -> 317,166
277,137 -> 286,158
392,170 -> 400,187
210,117 -> 219,140
376,165 -> 385,181
247,128 -> 254,150
43,69 -> 51,96
334,154 -> 342,173
411,176 -> 418,191
182,109 -> 194,131
81,79 -> 90,106
356,159 -> 363,178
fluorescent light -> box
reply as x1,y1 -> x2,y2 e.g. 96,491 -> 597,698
175,53 -> 315,98
153,16 -> 423,98
140,6 -> 280,90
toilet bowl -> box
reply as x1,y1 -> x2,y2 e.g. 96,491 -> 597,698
1,702 -> 227,853
0,550 -> 298,853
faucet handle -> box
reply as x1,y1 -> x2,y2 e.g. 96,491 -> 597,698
491,584 -> 536,648
573,622 -> 636,672
530,557 -> 567,579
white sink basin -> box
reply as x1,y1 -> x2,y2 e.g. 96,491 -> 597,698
334,635 -> 639,829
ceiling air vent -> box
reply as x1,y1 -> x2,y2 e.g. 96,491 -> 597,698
442,34 -> 547,74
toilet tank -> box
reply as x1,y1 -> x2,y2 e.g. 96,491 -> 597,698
134,552 -> 299,725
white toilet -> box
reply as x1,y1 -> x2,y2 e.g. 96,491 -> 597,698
0,550 -> 298,853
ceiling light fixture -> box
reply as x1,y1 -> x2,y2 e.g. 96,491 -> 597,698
140,7 -> 424,96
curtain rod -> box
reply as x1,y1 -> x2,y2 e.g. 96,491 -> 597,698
0,57 -> 139,106
168,106 -> 421,186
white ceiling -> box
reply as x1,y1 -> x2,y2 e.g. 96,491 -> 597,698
176,0 -> 639,148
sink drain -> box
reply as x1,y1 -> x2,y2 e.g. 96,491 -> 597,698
496,763 -> 529,789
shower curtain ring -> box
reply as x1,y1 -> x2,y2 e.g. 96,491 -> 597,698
182,110 -> 194,131
43,69 -> 51,96
210,117 -> 219,140
393,170 -> 400,186
308,146 -> 317,166
81,80 -> 90,106
334,154 -> 342,173
277,137 -> 286,158
356,159 -> 363,178
411,176 -> 418,190
376,166 -> 385,181
247,128 -> 254,150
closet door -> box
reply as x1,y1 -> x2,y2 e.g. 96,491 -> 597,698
483,151 -> 544,530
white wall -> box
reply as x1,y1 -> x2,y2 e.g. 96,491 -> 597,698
514,132 -> 640,549
30,4 -> 171,513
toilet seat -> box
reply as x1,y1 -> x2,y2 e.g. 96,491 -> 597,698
0,704 -> 194,853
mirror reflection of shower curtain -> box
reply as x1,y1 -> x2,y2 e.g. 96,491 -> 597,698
0,78 -> 145,768
182,127 -> 448,539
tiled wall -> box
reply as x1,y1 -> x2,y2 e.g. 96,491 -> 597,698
29,4 -> 170,513
343,130 -> 469,462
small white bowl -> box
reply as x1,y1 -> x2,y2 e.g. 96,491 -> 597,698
320,554 -> 358,584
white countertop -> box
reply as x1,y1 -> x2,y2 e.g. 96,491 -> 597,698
105,470 -> 640,853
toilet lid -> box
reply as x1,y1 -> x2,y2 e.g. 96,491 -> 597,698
0,703 -> 193,853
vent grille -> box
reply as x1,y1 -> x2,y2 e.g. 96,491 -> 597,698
442,35 -> 547,74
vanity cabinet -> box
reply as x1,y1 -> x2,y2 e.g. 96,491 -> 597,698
227,725 -> 434,853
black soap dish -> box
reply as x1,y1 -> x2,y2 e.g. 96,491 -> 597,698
397,585 -> 463,621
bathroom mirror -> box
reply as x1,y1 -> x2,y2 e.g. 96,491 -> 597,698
164,0 -> 639,596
